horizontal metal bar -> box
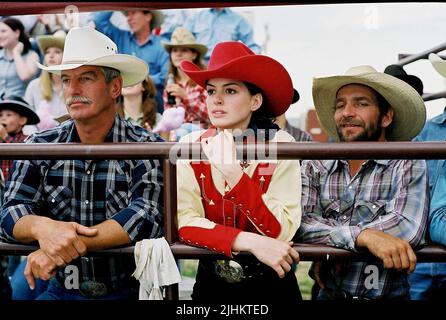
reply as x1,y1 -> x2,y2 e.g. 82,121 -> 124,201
423,91 -> 446,102
1,142 -> 446,160
1,242 -> 445,262
396,42 -> 446,65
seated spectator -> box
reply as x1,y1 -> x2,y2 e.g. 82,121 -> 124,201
117,75 -> 162,130
0,26 -> 163,300
184,7 -> 261,62
92,10 -> 169,113
157,27 -> 210,141
176,41 -> 302,302
25,29 -> 67,132
0,17 -> 40,98
295,65 -> 428,300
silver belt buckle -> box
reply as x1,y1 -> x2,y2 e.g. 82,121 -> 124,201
79,280 -> 107,298
214,260 -> 244,283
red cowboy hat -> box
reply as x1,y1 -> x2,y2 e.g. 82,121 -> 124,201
180,41 -> 294,116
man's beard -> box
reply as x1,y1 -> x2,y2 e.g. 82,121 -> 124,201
336,116 -> 383,142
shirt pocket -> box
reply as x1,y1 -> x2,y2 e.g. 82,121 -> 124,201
43,185 -> 73,221
351,200 -> 386,225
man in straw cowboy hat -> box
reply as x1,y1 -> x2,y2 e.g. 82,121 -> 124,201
295,65 -> 429,300
92,9 -> 169,113
0,26 -> 164,300
410,53 -> 446,300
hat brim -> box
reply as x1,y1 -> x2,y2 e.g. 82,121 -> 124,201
0,101 -> 40,125
181,55 -> 293,116
37,54 -> 148,87
163,43 -> 208,60
429,53 -> 446,78
312,73 -> 426,141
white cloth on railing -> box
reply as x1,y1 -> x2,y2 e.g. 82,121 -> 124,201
132,237 -> 182,300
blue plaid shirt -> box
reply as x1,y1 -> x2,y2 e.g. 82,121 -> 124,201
295,159 -> 429,299
0,115 -> 164,285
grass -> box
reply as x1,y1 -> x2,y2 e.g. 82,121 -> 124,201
178,259 -> 315,300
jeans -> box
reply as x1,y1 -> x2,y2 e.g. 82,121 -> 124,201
408,262 -> 446,300
35,277 -> 139,300
11,259 -> 49,300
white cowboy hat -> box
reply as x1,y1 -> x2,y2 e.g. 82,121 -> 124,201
312,65 -> 426,141
162,27 -> 208,60
429,53 -> 446,78
36,26 -> 148,87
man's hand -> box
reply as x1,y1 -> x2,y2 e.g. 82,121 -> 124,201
233,232 -> 299,278
34,219 -> 98,267
356,228 -> 417,273
0,124 -> 8,140
24,249 -> 57,290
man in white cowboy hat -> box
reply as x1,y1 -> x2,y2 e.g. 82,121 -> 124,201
408,53 -> 446,300
92,9 -> 169,113
295,65 -> 429,300
0,26 -> 164,300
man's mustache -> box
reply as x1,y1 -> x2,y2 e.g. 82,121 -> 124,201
65,96 -> 93,107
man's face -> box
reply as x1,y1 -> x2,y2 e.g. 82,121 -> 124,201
334,84 -> 392,142
61,66 -> 121,122
126,11 -> 152,33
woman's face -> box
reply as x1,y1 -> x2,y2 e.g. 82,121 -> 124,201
121,82 -> 144,97
44,46 -> 63,66
0,22 -> 19,49
170,47 -> 198,68
205,78 -> 262,131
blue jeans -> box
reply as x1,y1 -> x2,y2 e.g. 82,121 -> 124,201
35,277 -> 138,300
408,262 -> 446,300
11,259 -> 49,300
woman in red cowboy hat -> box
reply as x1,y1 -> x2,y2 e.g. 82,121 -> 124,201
176,41 -> 302,302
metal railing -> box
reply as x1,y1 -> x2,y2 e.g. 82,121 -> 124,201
1,142 -> 446,300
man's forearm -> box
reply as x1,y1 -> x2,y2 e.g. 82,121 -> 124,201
12,215 -> 51,243
79,219 -> 131,251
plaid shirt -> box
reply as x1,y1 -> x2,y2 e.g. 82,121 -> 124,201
286,121 -> 313,142
295,159 -> 429,299
0,115 -> 164,286
0,132 -> 27,182
163,82 -> 211,127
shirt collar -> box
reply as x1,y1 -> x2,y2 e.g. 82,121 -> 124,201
124,109 -> 143,124
64,114 -> 125,143
431,107 -> 446,124
210,8 -> 229,14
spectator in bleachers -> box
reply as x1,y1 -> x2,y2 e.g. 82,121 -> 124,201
184,7 -> 261,62
117,75 -> 161,131
24,29 -> 66,132
408,54 -> 446,300
92,10 -> 169,114
295,65 -> 428,300
157,27 -> 210,141
0,26 -> 164,300
176,41 -> 302,302
0,17 -> 40,98
274,89 -> 312,142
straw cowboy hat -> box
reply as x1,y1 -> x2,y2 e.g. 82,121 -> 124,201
180,41 -> 294,116
162,27 -> 208,60
384,64 -> 424,96
312,65 -> 426,141
428,53 -> 446,79
36,26 -> 148,87
36,29 -> 66,54
0,96 -> 40,125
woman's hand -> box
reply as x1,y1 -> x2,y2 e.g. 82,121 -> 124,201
166,83 -> 186,99
232,232 -> 300,278
201,130 -> 243,188
12,42 -> 24,57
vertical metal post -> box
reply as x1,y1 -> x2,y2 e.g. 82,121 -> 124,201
163,159 -> 179,300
